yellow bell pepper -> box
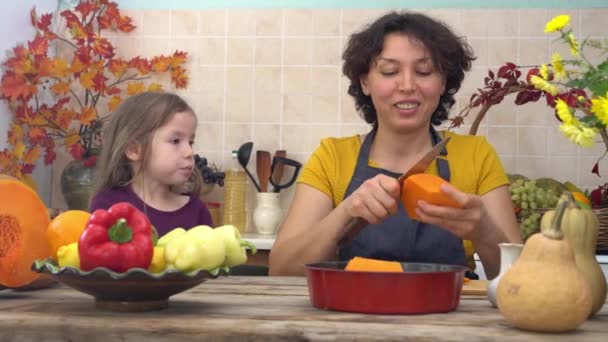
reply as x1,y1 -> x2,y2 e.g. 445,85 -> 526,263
57,242 -> 80,269
157,227 -> 186,247
148,246 -> 166,273
164,226 -> 226,272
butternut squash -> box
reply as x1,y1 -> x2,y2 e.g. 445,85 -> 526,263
345,256 -> 403,272
0,174 -> 52,287
540,192 -> 607,317
497,193 -> 592,332
401,173 -> 462,220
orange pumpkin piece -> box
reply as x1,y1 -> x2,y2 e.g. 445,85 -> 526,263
345,256 -> 403,272
47,210 -> 90,260
0,175 -> 52,287
401,173 -> 463,220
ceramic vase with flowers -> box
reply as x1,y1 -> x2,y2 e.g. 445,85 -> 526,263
0,0 -> 189,208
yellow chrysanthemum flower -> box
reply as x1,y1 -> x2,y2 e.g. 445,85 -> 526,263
566,33 -> 580,56
551,53 -> 567,80
555,99 -> 576,125
591,94 -> 608,126
539,64 -> 550,80
545,15 -> 570,33
559,124 -> 597,147
530,75 -> 559,96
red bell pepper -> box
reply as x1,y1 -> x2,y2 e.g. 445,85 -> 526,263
78,202 -> 154,272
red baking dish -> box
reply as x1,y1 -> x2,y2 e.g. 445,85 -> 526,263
305,261 -> 467,314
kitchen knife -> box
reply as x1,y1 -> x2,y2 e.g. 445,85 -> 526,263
338,136 -> 451,247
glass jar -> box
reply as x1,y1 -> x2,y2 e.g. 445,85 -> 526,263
222,170 -> 247,233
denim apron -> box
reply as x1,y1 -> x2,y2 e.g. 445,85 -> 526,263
338,128 -> 468,267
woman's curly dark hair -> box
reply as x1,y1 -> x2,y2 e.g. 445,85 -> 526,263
342,12 -> 475,127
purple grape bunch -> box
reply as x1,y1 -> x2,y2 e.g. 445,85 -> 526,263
194,154 -> 225,187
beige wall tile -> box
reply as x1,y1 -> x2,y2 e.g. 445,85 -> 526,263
340,96 -> 360,123
312,10 -> 340,36
304,124 -> 339,152
198,94 -> 224,121
547,157 -> 578,183
581,9 -> 608,36
578,140 -> 607,157
197,123 -> 223,151
341,9 -> 385,37
282,124 -> 307,152
467,38 -> 488,68
226,66 -> 252,95
284,38 -> 312,65
255,38 -> 282,65
199,37 -> 226,65
252,124 -> 280,150
225,123 -> 252,151
198,66 -> 225,94
142,10 -> 170,36
426,9 -> 463,36
253,93 -> 281,122
110,36 -> 141,60
487,127 -> 517,155
519,38 -> 549,66
519,9 -> 547,37
171,10 -> 199,36
311,96 -> 339,122
200,10 -> 226,35
312,38 -> 340,65
499,156 -> 517,174
461,10 -> 489,37
226,94 -> 253,122
341,124 -> 370,137
487,38 -> 518,67
460,68 -> 489,97
227,38 -> 254,65
254,67 -> 281,93
311,67 -> 338,96
283,95 -> 311,123
547,129 -> 578,156
283,67 -> 311,94
516,156 -> 548,179
169,37 -> 200,63
486,100 -> 517,126
227,9 -> 256,36
578,157 -> 608,188
141,37 -> 171,57
516,101 -> 550,126
256,10 -> 283,36
486,10 -> 518,37
285,9 -> 313,36
518,126 -> 547,156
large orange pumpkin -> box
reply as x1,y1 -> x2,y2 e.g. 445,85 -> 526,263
47,210 -> 90,260
0,174 -> 52,287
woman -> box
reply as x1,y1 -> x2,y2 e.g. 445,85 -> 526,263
269,12 -> 521,278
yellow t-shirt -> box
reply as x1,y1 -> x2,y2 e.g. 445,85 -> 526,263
298,130 -> 509,270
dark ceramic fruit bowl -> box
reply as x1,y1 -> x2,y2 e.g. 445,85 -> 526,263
32,258 -> 228,311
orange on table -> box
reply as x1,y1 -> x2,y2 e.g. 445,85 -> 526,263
47,210 -> 90,260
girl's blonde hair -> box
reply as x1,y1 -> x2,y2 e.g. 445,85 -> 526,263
94,91 -> 202,197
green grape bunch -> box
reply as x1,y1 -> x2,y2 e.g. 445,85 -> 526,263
509,179 -> 560,240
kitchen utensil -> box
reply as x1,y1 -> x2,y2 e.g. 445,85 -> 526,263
256,150 -> 272,192
268,156 -> 302,193
305,261 -> 467,314
237,142 -> 261,192
32,258 -> 228,312
271,150 -> 287,191
338,136 -> 451,246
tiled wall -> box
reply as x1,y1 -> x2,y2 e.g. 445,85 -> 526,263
49,7 -> 608,227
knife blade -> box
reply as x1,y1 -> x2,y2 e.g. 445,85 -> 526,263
338,136 -> 451,247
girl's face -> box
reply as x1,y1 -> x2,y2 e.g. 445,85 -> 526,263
360,33 -> 446,133
146,111 -> 197,186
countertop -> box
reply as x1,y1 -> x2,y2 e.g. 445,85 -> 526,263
1,277 -> 606,341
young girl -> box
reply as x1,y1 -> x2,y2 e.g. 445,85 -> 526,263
90,92 -> 212,237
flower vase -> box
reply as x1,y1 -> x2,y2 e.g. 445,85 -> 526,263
487,243 -> 524,307
253,192 -> 283,235
60,159 -> 97,211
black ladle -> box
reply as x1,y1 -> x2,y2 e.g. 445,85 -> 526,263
237,142 -> 261,192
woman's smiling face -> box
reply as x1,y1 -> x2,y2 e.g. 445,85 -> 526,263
360,33 -> 446,133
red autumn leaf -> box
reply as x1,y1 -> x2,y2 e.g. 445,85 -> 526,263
27,127 -> 47,144
0,73 -> 33,100
108,59 -> 127,77
171,66 -> 188,88
28,35 -> 48,56
92,37 -> 115,58
92,72 -> 108,93
75,46 -> 92,65
83,155 -> 97,168
151,56 -> 171,72
98,2 -> 135,32
79,106 -> 97,125
21,163 -> 35,174
170,50 -> 188,68
75,1 -> 96,18
106,86 -> 121,95
592,162 -> 601,177
49,58 -> 70,78
128,57 -> 151,74
107,96 -> 122,112
43,144 -> 56,166
56,108 -> 77,129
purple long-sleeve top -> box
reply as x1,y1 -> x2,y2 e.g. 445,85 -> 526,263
89,186 -> 212,237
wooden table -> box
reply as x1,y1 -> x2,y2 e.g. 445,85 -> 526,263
0,277 -> 606,341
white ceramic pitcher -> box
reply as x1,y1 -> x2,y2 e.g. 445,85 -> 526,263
487,243 -> 524,307
253,192 -> 283,234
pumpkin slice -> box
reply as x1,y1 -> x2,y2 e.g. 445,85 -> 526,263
345,256 -> 403,272
401,173 -> 463,220
0,175 -> 51,287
